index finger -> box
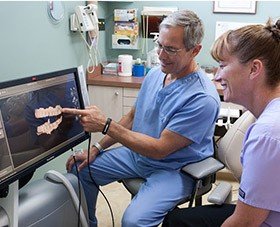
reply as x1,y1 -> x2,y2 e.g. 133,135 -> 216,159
62,108 -> 86,116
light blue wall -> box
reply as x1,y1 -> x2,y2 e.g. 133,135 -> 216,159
0,1 -> 107,182
101,1 -> 280,67
1,2 -> 79,79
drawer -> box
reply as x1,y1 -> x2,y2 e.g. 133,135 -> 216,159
123,88 -> 139,97
123,97 -> 137,107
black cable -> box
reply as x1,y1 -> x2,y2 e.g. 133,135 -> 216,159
215,136 -> 223,144
73,155 -> 82,227
86,136 -> 115,227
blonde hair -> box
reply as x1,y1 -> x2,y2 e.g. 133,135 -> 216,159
211,19 -> 280,88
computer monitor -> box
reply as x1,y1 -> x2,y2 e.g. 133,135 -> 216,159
0,67 -> 90,188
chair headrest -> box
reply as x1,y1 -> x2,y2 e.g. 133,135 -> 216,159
217,111 -> 256,181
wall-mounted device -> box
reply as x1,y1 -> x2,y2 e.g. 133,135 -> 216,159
112,9 -> 139,49
70,4 -> 99,73
70,4 -> 98,33
112,34 -> 139,49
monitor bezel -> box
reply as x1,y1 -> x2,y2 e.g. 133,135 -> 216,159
0,67 -> 90,188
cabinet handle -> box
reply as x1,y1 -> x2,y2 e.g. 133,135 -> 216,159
115,91 -> 119,96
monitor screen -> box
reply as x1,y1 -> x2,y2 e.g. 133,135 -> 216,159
0,68 -> 89,187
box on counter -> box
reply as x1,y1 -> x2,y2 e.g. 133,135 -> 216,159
102,63 -> 118,75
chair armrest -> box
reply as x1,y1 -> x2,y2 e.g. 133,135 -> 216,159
181,157 -> 224,179
207,181 -> 232,205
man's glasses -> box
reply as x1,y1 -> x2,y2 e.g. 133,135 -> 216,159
155,40 -> 184,56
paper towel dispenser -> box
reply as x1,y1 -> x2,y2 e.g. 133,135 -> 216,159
112,34 -> 138,49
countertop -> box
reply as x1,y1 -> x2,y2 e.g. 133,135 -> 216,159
87,74 -> 223,96
87,74 -> 143,89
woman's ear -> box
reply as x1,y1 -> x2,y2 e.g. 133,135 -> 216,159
249,59 -> 263,80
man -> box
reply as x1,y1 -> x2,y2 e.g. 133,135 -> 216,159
163,19 -> 280,227
63,9 -> 220,227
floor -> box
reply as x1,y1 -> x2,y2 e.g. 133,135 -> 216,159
95,174 -> 239,227
96,182 -> 131,227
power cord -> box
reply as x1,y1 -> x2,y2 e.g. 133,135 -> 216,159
78,31 -> 99,74
72,136 -> 115,227
73,154 -> 82,227
86,136 -> 115,227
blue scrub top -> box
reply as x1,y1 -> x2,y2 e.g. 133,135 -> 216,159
132,67 -> 220,170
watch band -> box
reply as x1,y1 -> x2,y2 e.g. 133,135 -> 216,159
92,142 -> 103,154
102,118 -> 112,135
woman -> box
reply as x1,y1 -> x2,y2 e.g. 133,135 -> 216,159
163,18 -> 280,227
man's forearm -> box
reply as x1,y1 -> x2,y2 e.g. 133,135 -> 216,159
106,119 -> 191,159
98,107 -> 135,150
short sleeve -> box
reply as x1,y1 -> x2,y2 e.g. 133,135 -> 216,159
239,135 -> 280,212
166,95 -> 219,144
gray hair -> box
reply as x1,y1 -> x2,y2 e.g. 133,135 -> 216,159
159,10 -> 204,50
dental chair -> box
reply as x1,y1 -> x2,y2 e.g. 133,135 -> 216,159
206,110 -> 256,205
185,110 -> 255,206
121,111 -> 255,209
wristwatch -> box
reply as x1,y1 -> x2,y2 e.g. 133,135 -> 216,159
92,142 -> 103,154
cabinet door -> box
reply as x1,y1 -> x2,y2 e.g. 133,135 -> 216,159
88,85 -> 123,143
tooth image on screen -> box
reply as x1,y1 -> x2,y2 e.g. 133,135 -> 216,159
35,105 -> 63,135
